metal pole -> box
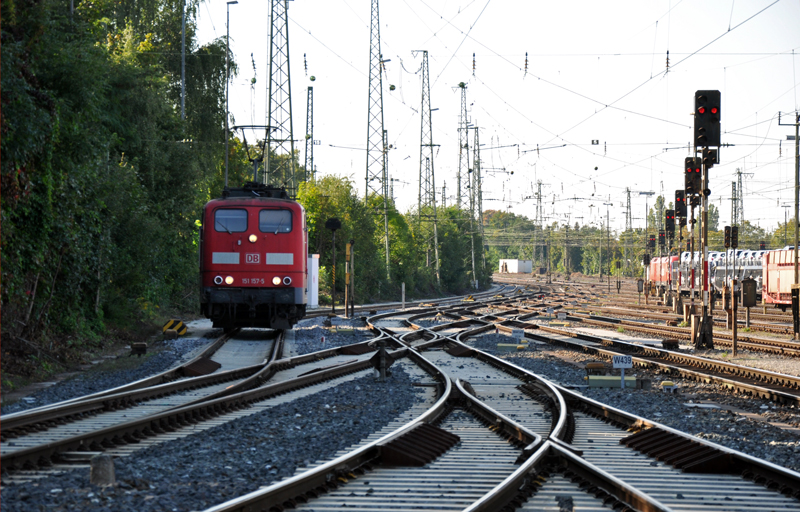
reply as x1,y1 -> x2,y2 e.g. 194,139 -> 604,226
181,1 -> 186,120
779,112 -> 800,339
795,116 -> 800,340
225,1 -> 238,187
350,240 -> 355,318
698,150 -> 714,349
607,204 -> 611,294
331,229 -> 336,315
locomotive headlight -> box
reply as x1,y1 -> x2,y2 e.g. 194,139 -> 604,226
225,276 -> 234,285
272,276 -> 281,286
214,276 -> 223,285
249,234 -> 257,243
283,277 -> 292,286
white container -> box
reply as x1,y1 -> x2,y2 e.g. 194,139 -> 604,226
498,259 -> 533,273
307,254 -> 319,308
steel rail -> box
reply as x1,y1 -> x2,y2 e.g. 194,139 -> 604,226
202,347 -> 452,512
454,378 -> 543,457
204,300 -> 548,512
479,302 -> 800,389
304,284 -> 513,320
1,331 -> 285,440
1,329 -> 240,419
0,363 -> 264,437
432,299 -> 800,507
479,310 -> 800,404
553,382 -> 800,499
392,304 -> 571,441
1,344 -> 405,472
588,303 -> 793,332
569,311 -> 800,352
464,440 -> 673,512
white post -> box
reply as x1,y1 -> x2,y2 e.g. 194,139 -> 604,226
401,282 -> 405,309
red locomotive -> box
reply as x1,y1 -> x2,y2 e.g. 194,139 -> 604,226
647,255 -> 679,293
199,182 -> 307,331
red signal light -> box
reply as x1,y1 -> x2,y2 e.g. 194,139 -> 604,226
698,106 -> 705,114
711,107 -> 718,114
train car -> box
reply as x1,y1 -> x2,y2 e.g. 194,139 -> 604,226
763,247 -> 796,311
710,249 -> 764,297
199,182 -> 307,331
675,251 -> 703,293
648,255 -> 678,293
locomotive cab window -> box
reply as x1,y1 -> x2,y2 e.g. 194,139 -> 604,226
214,209 -> 248,233
259,209 -> 292,233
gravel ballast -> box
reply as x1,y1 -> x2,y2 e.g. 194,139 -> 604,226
290,315 -> 374,356
0,366 -> 425,512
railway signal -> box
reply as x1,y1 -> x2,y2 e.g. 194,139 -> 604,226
702,147 -> 718,169
658,230 -> 665,248
684,157 -> 702,195
643,253 -> 651,265
665,210 -> 675,239
648,234 -> 655,249
675,190 -> 686,217
760,241 -> 766,250
694,90 -> 721,147
731,226 -> 739,248
724,226 -> 731,248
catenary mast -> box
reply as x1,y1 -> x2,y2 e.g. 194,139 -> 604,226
267,0 -> 296,194
365,0 -> 390,280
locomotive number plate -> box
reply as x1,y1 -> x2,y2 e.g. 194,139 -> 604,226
245,253 -> 261,264
242,278 -> 266,285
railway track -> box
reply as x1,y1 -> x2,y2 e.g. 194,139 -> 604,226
204,292 -> 800,511
493,274 -> 800,354
0,330 -> 282,448
585,302 -> 794,335
4,282 -> 798,510
0,286 -> 519,487
453,301 -> 800,404
563,309 -> 800,354
0,334 -> 384,482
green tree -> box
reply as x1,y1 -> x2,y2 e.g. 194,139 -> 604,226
1,0 -> 234,370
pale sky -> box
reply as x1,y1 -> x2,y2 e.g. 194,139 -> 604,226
197,0 -> 800,234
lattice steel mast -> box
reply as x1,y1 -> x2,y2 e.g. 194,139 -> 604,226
535,180 -> 543,265
365,0 -> 390,280
457,83 -> 470,209
267,0 -> 296,193
473,126 -> 485,268
735,168 -> 746,225
304,86 -> 314,182
416,50 -> 440,285
625,187 -> 633,231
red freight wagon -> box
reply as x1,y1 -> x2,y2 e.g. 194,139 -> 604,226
200,183 -> 307,331
763,248 -> 796,311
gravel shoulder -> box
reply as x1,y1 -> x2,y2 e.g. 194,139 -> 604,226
0,334 -> 215,415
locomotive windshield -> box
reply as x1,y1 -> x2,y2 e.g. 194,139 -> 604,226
214,209 -> 248,233
259,209 -> 292,233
